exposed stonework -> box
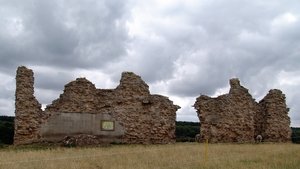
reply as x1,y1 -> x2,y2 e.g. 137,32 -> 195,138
14,67 -> 180,145
258,89 -> 291,142
194,78 -> 291,143
62,134 -> 101,147
14,66 -> 43,145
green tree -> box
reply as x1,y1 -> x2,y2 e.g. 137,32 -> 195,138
175,121 -> 200,142
0,116 -> 14,144
291,127 -> 300,144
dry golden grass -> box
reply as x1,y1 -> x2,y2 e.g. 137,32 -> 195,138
0,143 -> 299,169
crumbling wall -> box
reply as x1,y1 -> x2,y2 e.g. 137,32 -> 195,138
194,78 -> 291,143
111,72 -> 179,143
14,67 -> 180,145
194,79 -> 256,143
45,78 -> 98,113
14,66 -> 43,145
258,89 -> 291,142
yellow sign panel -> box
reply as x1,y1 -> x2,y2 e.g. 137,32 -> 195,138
101,120 -> 115,131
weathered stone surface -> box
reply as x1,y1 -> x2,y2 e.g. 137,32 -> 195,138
258,89 -> 291,142
14,67 -> 180,145
14,66 -> 44,145
194,79 -> 256,143
62,134 -> 110,147
45,78 -> 98,113
194,78 -> 291,143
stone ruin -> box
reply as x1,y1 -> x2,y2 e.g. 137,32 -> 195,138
194,78 -> 291,143
14,66 -> 180,145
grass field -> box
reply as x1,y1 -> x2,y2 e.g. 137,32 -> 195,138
0,143 -> 299,169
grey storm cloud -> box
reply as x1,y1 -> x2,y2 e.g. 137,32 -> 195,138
0,0 -> 299,126
0,0 -> 129,74
163,0 -> 300,98
34,67 -> 75,91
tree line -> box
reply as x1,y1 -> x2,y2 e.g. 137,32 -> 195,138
0,116 -> 299,145
0,116 -> 14,145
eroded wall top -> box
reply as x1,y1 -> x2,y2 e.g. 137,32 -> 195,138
14,66 -> 180,145
194,78 -> 291,143
194,78 -> 257,143
14,66 -> 43,145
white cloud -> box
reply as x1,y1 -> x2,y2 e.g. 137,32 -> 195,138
0,99 -> 14,116
5,17 -> 24,37
275,71 -> 300,127
272,12 -> 298,26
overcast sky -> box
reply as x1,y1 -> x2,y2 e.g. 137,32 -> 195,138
0,0 -> 299,126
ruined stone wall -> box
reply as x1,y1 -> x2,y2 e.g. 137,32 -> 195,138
45,78 -> 98,113
111,72 -> 179,143
259,89 -> 291,142
194,79 -> 256,143
194,79 -> 291,143
14,67 -> 180,145
14,66 -> 43,145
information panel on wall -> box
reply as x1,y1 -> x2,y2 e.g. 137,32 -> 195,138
101,120 -> 115,131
